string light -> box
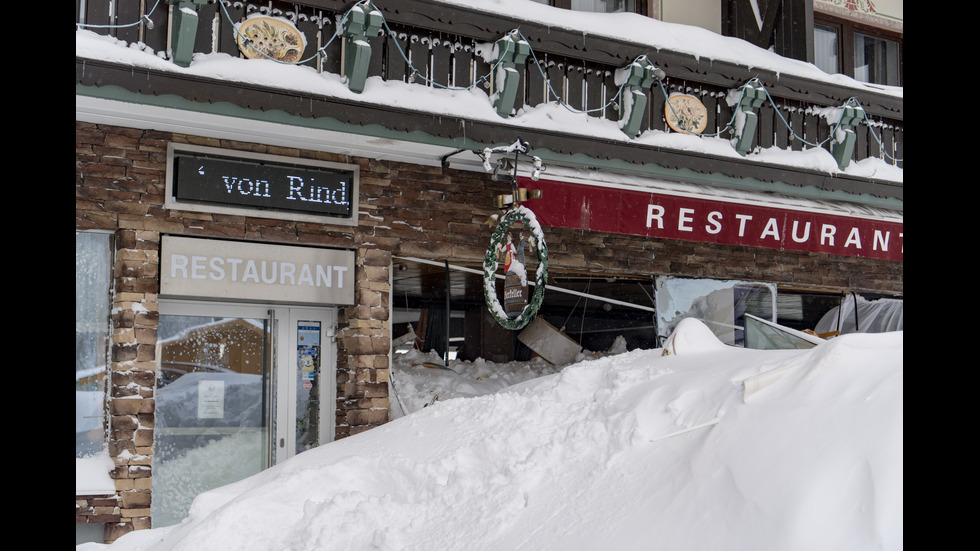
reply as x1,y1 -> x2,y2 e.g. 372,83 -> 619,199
76,0 -> 163,29
76,0 -> 902,165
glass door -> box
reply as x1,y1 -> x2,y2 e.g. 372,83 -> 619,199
273,307 -> 338,461
153,301 -> 335,527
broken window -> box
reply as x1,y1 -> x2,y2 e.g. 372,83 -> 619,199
655,276 -> 903,349
654,276 -> 775,347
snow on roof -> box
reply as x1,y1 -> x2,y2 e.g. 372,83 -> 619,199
434,0 -> 902,99
75,0 -> 902,183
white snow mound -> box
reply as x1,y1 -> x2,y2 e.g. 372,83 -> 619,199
85,319 -> 902,551
661,316 -> 731,355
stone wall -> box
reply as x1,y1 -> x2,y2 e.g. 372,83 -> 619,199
105,229 -> 159,541
75,494 -> 121,532
335,248 -> 393,438
538,226 -> 904,295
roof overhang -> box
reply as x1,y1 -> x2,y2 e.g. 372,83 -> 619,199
76,57 -> 902,211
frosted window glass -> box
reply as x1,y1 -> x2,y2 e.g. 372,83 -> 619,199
76,232 -> 112,458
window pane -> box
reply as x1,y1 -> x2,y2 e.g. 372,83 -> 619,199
813,24 -> 839,75
76,232 -> 112,458
570,0 -> 635,13
655,276 -> 775,347
153,314 -> 272,527
854,32 -> 900,86
743,315 -> 820,350
296,320 -> 322,454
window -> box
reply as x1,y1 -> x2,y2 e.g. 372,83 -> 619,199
813,14 -> 902,86
530,0 -> 641,14
854,32 -> 901,86
654,276 -> 776,347
154,310 -> 273,527
570,0 -> 636,12
653,276 -> 902,349
153,302 -> 336,526
76,232 -> 113,458
813,24 -> 840,75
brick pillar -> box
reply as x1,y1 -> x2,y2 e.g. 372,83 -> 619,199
336,248 -> 391,438
105,229 -> 159,542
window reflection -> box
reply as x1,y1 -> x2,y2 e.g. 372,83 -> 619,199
654,276 -> 903,349
854,32 -> 900,86
530,0 -> 637,13
570,0 -> 635,12
655,277 -> 775,347
153,314 -> 271,527
76,232 -> 112,458
814,24 -> 839,75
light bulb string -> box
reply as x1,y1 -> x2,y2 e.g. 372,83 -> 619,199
77,0 -> 902,164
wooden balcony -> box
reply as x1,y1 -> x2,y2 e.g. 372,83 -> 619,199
75,0 -> 903,200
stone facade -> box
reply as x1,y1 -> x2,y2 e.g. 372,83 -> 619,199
76,121 -> 902,541
336,248 -> 393,438
75,494 -> 121,528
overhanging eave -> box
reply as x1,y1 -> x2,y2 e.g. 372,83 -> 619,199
76,57 -> 902,207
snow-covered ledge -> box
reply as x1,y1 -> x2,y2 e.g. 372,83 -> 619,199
76,451 -> 115,495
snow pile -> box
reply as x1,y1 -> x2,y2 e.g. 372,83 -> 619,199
816,296 -> 904,335
390,345 -> 590,416
81,318 -> 903,551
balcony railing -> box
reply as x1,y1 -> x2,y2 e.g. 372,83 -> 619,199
76,0 -> 903,171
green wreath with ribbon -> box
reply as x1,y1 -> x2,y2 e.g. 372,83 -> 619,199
483,205 -> 548,330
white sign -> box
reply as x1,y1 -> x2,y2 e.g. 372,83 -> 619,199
198,380 -> 225,419
161,236 -> 356,305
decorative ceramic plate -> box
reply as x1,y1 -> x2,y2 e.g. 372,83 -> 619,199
664,94 -> 708,134
236,16 -> 306,63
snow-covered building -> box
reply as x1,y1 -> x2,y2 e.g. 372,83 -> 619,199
75,0 -> 902,544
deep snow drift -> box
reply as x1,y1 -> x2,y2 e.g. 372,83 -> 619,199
81,318 -> 903,551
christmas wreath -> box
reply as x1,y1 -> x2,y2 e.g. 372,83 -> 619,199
482,205 -> 548,330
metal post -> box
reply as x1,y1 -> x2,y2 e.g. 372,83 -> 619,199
444,260 -> 450,366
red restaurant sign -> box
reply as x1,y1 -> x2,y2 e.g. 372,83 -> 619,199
520,177 -> 903,261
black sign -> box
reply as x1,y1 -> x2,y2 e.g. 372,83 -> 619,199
173,152 -> 354,218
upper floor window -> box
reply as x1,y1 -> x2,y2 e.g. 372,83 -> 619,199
813,24 -> 840,77
570,0 -> 636,12
531,0 -> 640,13
813,14 -> 902,87
853,32 -> 901,86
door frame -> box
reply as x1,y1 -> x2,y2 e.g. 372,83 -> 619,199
272,305 -> 338,462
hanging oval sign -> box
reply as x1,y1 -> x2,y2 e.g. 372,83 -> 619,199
236,16 -> 306,63
664,94 -> 708,134
483,206 -> 548,331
